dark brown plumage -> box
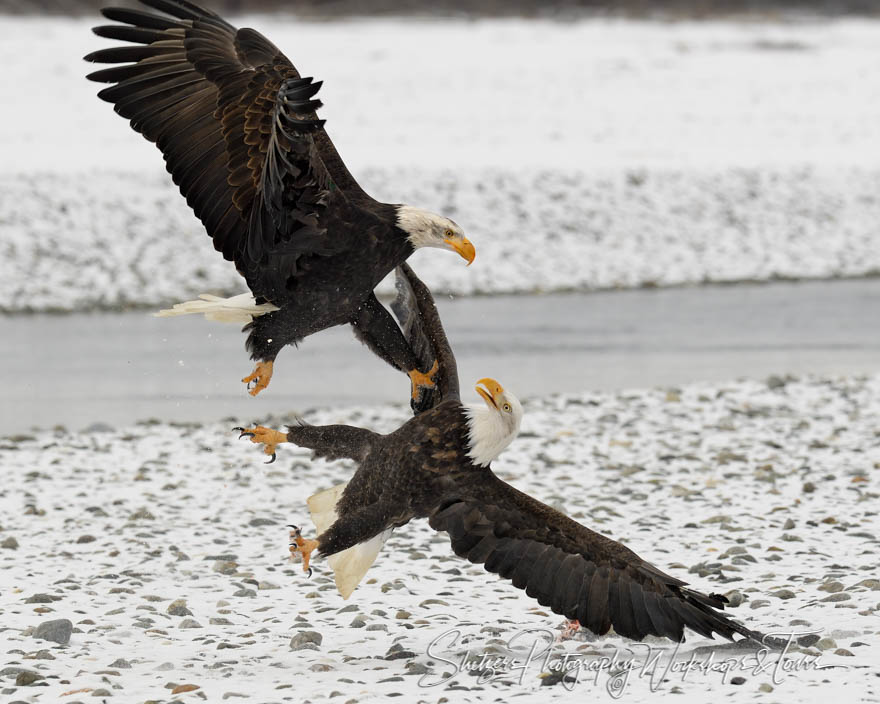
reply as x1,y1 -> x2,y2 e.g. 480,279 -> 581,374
239,269 -> 773,646
286,404 -> 770,645
84,0 -> 475,400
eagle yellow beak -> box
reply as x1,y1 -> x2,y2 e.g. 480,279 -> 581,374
444,236 -> 476,266
475,377 -> 504,410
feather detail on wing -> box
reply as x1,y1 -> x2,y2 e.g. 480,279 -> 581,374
308,483 -> 391,600
84,0 -> 371,302
428,469 -> 774,645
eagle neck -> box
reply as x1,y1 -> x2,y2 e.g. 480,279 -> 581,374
462,404 -> 516,468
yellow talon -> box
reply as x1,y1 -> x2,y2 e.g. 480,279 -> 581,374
242,360 -> 274,396
288,526 -> 319,576
408,360 -> 439,400
235,425 -> 288,463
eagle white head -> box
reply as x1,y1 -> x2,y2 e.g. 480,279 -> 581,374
465,377 -> 524,467
396,205 -> 476,265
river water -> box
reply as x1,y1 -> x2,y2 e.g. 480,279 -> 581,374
2,279 -> 878,433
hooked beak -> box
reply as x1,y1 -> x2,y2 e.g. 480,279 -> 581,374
475,377 -> 504,410
444,236 -> 476,266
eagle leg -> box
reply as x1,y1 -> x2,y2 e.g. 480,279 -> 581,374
235,425 -> 288,463
242,360 -> 274,396
557,619 -> 581,642
407,360 -> 439,400
288,524 -> 318,577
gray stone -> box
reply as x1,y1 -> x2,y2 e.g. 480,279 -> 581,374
405,662 -> 430,675
109,659 -> 131,669
178,619 -> 203,629
797,634 -> 820,647
15,671 -> 44,686
818,581 -> 844,593
24,594 -> 57,604
0,667 -> 31,677
730,676 -> 746,685
772,589 -> 796,600
84,422 -> 114,433
33,618 -> 73,645
248,518 -> 276,527
820,593 -> 850,602
290,631 -> 322,651
166,599 -> 193,617
213,561 -> 237,575
853,579 -> 880,591
128,507 -> 155,521
815,637 -> 837,651
385,649 -> 417,661
1,537 -> 19,550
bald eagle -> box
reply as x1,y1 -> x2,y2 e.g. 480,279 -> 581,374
84,0 -> 475,399
237,269 -> 772,645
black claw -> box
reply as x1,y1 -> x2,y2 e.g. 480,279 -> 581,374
287,524 -> 300,532
265,452 -> 276,465
238,430 -> 255,440
232,426 -> 244,432
307,567 -> 313,578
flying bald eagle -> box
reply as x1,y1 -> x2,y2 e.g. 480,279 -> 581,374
237,269 -> 772,646
84,0 -> 475,400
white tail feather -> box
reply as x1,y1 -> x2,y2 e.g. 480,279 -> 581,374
154,293 -> 279,323
307,482 -> 391,600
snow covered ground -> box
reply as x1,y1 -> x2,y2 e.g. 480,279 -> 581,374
3,17 -> 880,310
1,375 -> 878,702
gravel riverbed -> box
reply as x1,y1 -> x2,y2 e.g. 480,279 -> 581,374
0,374 -> 877,702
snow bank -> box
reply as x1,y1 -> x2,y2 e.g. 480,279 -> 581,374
3,17 -> 880,310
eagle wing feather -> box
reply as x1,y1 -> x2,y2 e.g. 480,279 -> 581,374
85,0 -> 372,302
429,469 -> 772,644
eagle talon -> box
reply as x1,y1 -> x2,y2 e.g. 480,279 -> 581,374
407,360 -> 439,400
236,425 -> 288,460
288,527 -> 318,576
241,360 -> 274,397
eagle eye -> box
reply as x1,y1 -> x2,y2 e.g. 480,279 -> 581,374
444,229 -> 454,238
502,403 -> 512,413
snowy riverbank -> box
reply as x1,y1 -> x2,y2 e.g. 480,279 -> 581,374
3,17 -> 880,310
1,375 -> 877,701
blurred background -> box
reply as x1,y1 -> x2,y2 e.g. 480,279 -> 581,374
1,0 -> 879,431
2,0 -> 880,17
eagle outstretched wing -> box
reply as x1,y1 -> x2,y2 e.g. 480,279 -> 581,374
391,263 -> 461,412
429,469 -> 771,644
84,0 -> 369,302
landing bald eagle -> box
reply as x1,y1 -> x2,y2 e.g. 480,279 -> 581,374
238,275 -> 771,645
84,0 -> 475,399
